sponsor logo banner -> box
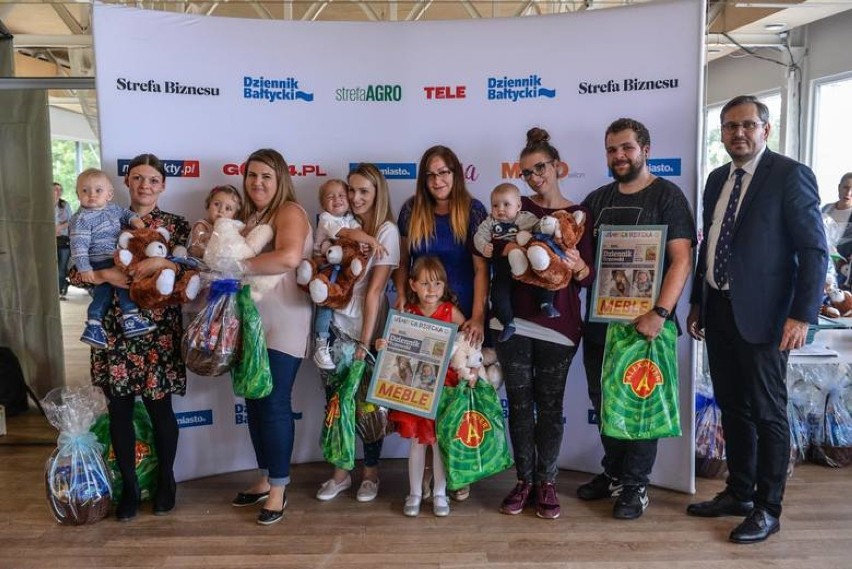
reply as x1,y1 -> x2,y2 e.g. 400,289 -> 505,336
424,85 -> 466,100
350,162 -> 416,180
243,75 -> 314,102
222,162 -> 327,177
176,410 -> 213,428
118,159 -> 200,177
115,77 -> 220,96
647,158 -> 682,177
487,74 -> 556,102
578,77 -> 679,95
336,84 -> 402,102
501,160 -> 582,180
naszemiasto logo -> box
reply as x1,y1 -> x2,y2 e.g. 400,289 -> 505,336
243,75 -> 314,102
578,77 -> 679,95
350,162 -> 416,180
176,410 -> 213,429
501,161 -> 585,180
487,74 -> 556,102
118,159 -> 200,178
647,158 -> 682,177
424,85 -> 466,100
336,84 -> 402,102
222,162 -> 327,177
115,77 -> 220,97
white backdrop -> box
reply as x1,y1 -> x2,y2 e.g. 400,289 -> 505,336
93,0 -> 704,492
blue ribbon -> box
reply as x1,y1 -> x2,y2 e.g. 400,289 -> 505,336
57,431 -> 103,457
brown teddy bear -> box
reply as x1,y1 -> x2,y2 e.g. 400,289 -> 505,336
504,209 -> 586,291
295,237 -> 370,309
114,227 -> 201,310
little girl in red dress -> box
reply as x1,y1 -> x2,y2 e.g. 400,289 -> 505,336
376,256 -> 467,518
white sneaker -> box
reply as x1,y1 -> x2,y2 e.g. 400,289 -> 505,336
313,341 -> 335,370
316,474 -> 351,501
403,495 -> 422,517
356,479 -> 379,502
433,494 -> 450,517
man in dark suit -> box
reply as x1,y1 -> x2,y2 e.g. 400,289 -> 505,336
686,95 -> 828,543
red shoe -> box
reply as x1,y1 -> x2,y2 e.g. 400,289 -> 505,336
536,481 -> 561,519
499,481 -> 533,515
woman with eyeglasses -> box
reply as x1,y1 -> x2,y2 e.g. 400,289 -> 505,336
393,145 -> 488,502
496,127 -> 594,520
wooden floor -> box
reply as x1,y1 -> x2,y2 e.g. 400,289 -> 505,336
0,289 -> 849,568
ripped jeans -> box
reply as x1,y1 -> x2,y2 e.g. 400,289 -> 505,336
495,334 -> 577,483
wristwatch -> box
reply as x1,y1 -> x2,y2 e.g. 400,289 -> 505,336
652,305 -> 670,319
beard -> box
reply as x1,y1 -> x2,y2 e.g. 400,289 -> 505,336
610,156 -> 644,183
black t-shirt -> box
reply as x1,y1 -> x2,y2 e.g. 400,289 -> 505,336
581,177 -> 696,344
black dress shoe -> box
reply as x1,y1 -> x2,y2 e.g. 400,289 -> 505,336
729,508 -> 780,544
116,482 -> 141,522
686,490 -> 754,518
232,490 -> 270,507
256,508 -> 284,526
153,476 -> 177,515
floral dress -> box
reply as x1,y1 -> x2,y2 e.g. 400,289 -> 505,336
389,301 -> 459,445
90,208 -> 190,400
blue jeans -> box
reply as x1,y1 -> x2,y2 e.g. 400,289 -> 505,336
314,306 -> 333,340
87,258 -> 138,322
246,349 -> 302,487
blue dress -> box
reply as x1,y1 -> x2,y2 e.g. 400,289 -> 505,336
397,197 -> 488,318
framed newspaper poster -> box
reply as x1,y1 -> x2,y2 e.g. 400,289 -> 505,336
366,309 -> 458,419
590,225 -> 667,323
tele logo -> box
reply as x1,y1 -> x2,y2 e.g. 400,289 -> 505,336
424,85 -> 466,100
222,162 -> 327,177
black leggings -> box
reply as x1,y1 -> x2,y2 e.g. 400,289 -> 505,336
104,390 -> 179,490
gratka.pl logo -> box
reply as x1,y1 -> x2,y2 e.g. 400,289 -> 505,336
243,75 -> 314,102
176,410 -> 213,428
424,85 -> 466,100
350,162 -> 416,180
118,159 -> 199,178
647,158 -> 682,177
487,75 -> 556,102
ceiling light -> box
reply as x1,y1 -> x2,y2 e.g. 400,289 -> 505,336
764,23 -> 786,31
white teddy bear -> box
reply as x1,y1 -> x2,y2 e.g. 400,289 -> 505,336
203,218 -> 281,301
449,335 -> 485,386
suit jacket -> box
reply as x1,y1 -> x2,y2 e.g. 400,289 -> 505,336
690,149 -> 828,344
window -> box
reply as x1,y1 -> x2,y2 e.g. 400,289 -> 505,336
812,73 -> 852,206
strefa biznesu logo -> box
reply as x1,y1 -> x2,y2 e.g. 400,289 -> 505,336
487,74 -> 556,102
243,75 -> 314,102
118,159 -> 199,178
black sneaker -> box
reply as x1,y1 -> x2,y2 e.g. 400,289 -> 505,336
576,473 -> 622,501
613,484 -> 648,520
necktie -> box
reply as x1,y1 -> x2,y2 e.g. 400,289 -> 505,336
713,168 -> 746,289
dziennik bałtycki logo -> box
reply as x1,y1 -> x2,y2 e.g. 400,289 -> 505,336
243,75 -> 314,102
487,74 -> 556,102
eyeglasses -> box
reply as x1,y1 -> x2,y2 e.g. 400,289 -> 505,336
721,121 -> 764,134
520,160 -> 553,179
425,169 -> 453,181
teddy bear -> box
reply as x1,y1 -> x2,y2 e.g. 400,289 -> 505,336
823,282 -> 852,318
480,347 -> 503,391
449,335 -> 485,385
202,218 -> 280,301
114,227 -> 201,310
295,237 -> 370,309
504,209 -> 586,291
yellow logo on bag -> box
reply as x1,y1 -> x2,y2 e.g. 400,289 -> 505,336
623,358 -> 663,399
324,393 -> 341,428
454,411 -> 491,448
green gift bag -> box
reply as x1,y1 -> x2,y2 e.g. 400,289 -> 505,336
436,380 -> 513,490
231,285 -> 273,400
90,402 -> 159,502
600,320 -> 681,440
321,359 -> 365,470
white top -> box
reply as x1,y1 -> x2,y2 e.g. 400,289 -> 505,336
314,211 -> 360,255
332,221 -> 400,341
705,147 -> 766,290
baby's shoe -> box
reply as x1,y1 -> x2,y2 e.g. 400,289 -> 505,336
122,313 -> 156,338
540,303 -> 561,319
403,495 -> 421,517
313,340 -> 335,370
498,322 -> 516,343
80,321 -> 108,349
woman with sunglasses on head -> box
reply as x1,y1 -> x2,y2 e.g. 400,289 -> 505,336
393,145 -> 488,502
496,127 -> 595,520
